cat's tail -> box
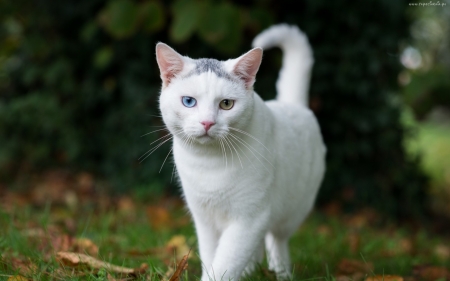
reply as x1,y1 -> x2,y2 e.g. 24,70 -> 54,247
252,24 -> 313,106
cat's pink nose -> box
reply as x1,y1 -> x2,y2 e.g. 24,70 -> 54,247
201,121 -> 215,132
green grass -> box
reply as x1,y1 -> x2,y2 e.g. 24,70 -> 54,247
2,111 -> 450,280
0,198 -> 449,280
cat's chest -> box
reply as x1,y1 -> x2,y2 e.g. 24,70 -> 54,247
173,142 -> 247,191
172,140 -> 273,203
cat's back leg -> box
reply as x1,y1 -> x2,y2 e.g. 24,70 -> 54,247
265,231 -> 292,279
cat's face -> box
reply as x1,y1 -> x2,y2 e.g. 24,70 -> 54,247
156,44 -> 262,145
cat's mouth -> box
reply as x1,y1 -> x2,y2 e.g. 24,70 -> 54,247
196,134 -> 215,144
192,131 -> 224,145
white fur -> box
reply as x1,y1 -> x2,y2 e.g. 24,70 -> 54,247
156,24 -> 326,281
252,24 -> 314,106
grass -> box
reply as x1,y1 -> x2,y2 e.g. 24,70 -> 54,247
1,107 -> 449,280
0,195 -> 449,280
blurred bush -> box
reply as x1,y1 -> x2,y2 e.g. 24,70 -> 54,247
0,0 -> 428,218
401,4 -> 450,120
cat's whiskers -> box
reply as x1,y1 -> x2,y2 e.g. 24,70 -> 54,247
228,134 -> 269,174
221,136 -> 234,169
159,148 -> 173,173
229,127 -> 272,155
147,113 -> 163,116
139,135 -> 173,163
141,126 -> 170,138
227,134 -> 263,176
158,129 -> 192,173
141,127 -> 169,137
218,138 -> 225,167
223,135 -> 239,169
229,133 -> 274,169
221,137 -> 229,168
170,164 -> 177,183
139,128 -> 183,163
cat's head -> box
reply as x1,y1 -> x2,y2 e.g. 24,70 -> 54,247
155,43 -> 262,145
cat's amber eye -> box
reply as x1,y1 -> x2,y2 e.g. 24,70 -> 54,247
219,99 -> 234,110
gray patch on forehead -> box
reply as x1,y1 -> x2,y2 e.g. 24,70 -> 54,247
184,58 -> 235,81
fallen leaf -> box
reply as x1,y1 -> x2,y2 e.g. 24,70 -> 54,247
316,225 -> 332,237
336,259 -> 374,275
168,250 -> 190,281
56,251 -> 147,277
434,244 -> 450,260
166,235 -> 190,261
76,172 -> 95,194
7,276 -> 29,281
336,259 -> 374,281
347,231 -> 361,254
52,234 -> 73,252
30,170 -> 73,206
382,238 -> 414,257
412,265 -> 450,281
345,208 -> 380,230
5,256 -> 37,276
72,238 -> 99,256
346,214 -> 368,229
127,235 -> 190,261
322,201 -> 342,216
118,196 -> 136,214
146,206 -> 171,230
366,275 -> 404,281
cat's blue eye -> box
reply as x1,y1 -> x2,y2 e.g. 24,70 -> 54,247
182,96 -> 197,108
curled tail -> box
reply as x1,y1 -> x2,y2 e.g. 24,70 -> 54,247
252,24 -> 313,106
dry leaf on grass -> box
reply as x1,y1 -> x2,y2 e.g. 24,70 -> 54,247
166,235 -> 190,261
127,235 -> 191,263
434,244 -> 450,260
412,265 -> 450,281
347,231 -> 361,254
335,259 -> 374,281
22,227 -> 99,257
56,251 -> 148,277
118,196 -> 136,214
366,275 -> 404,281
316,225 -> 332,237
7,276 -> 29,281
4,256 -> 38,276
146,206 -> 171,230
382,238 -> 414,257
168,250 -> 190,281
72,238 -> 99,256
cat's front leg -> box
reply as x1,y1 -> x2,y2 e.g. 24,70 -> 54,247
203,211 -> 269,281
193,217 -> 219,280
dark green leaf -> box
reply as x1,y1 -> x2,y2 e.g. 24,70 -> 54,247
94,47 -> 114,69
196,2 -> 243,54
98,0 -> 139,39
140,1 -> 166,33
170,0 -> 202,42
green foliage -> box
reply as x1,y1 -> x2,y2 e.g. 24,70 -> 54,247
403,2 -> 450,119
0,0 -> 428,218
403,67 -> 450,119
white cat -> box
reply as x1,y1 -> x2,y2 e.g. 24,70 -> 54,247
155,24 -> 326,280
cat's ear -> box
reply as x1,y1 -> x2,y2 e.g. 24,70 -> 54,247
231,48 -> 263,89
156,43 -> 185,87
